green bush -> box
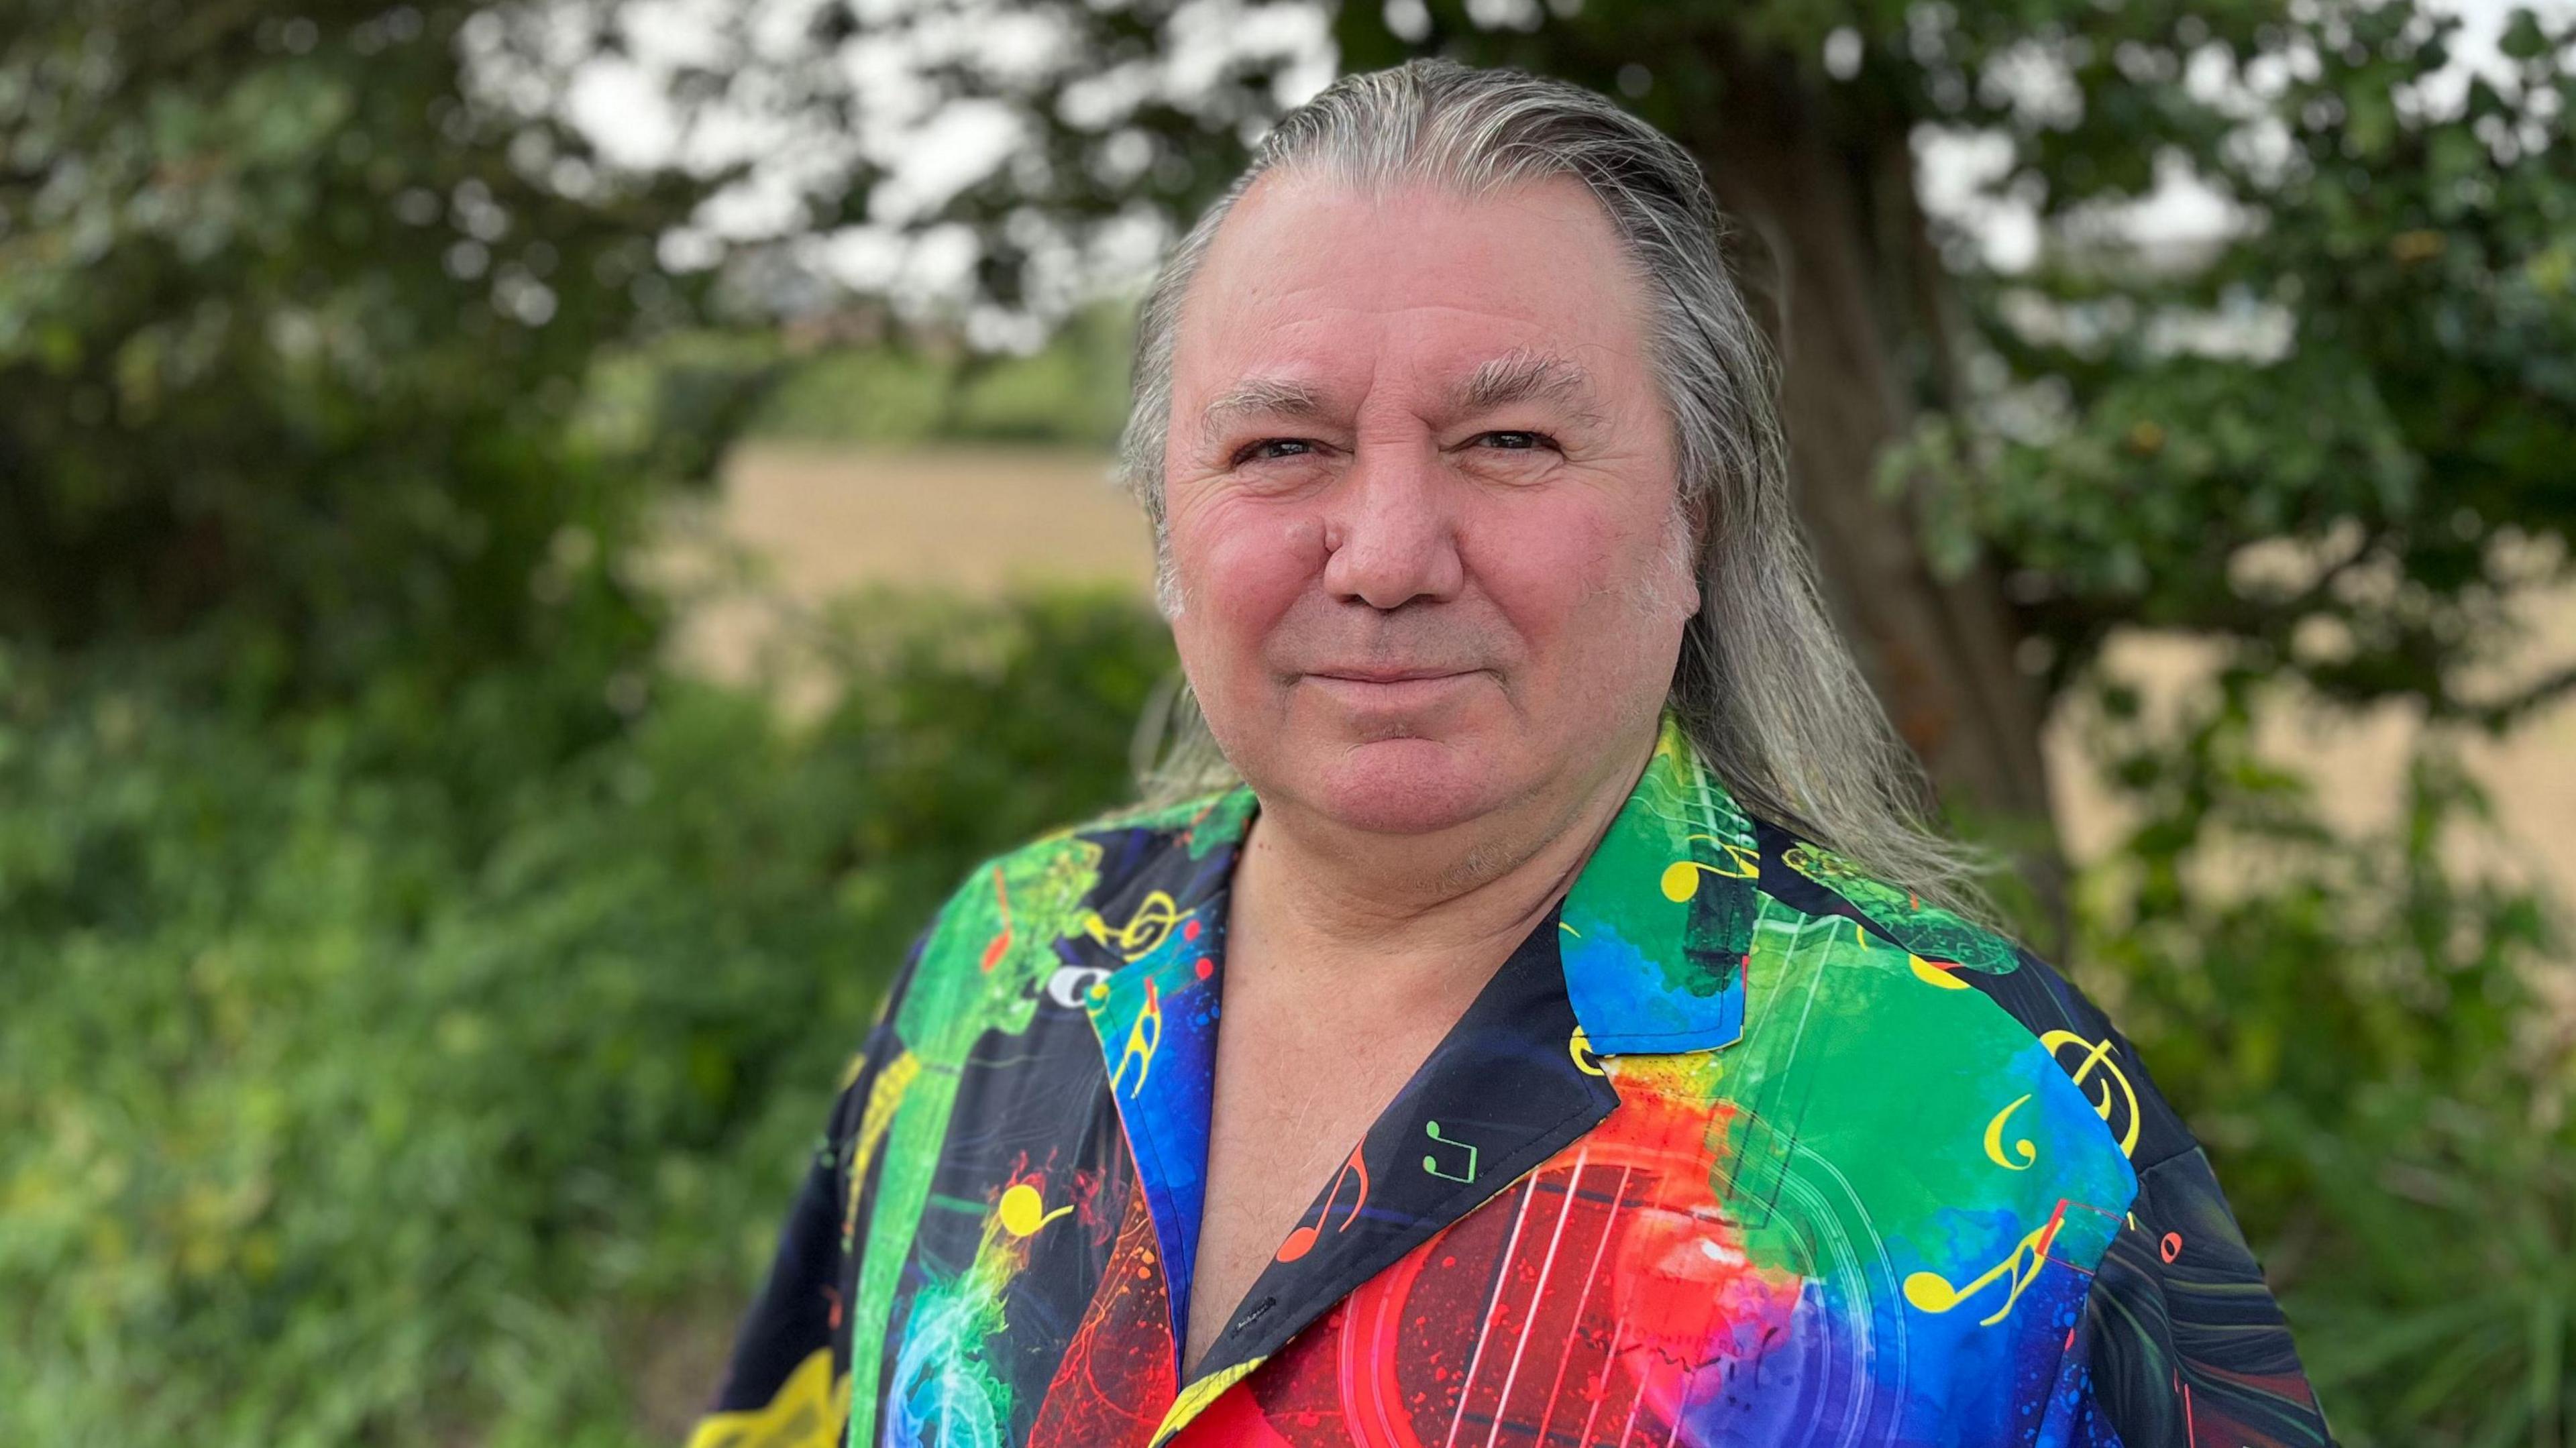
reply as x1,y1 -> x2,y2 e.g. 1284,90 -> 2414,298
2068,665 -> 2571,1446
0,3 -> 707,699
746,306 -> 1132,451
0,589 -> 1175,1447
7,583 -> 2565,1445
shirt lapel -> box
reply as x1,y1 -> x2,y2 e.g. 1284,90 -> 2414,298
1077,788 -> 1256,1382
1181,911 -> 1624,1390
1140,714 -> 1767,1440
1558,714 -> 1760,1054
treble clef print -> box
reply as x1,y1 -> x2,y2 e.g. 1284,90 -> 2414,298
1085,890 -> 1183,961
1982,1093 -> 2038,1172
2041,1029 -> 2141,1158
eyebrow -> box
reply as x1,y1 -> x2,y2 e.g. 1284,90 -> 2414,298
1192,348 -> 1606,456
1446,349 -> 1604,423
1195,377 -> 1334,455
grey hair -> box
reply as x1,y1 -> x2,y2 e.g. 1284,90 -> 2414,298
1117,58 -> 1992,917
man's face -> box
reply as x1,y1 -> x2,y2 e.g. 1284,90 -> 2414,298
1161,170 -> 1699,836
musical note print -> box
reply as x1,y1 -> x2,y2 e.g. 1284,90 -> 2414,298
1420,1121 -> 1478,1182
979,866 -> 1014,973
709,717 -> 2341,1448
1902,1199 -> 2068,1326
1083,890 -> 1183,962
1108,979 -> 1162,1097
1277,1143 -> 1369,1262
996,1182 -> 1073,1237
1568,1025 -> 1605,1076
1658,834 -> 1763,902
2042,1029 -> 2142,1158
1982,1093 -> 2038,1171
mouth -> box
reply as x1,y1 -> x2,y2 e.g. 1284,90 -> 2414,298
1306,667 -> 1475,685
1299,668 -> 1485,710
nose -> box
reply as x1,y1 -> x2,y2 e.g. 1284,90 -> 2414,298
1319,448 -> 1465,611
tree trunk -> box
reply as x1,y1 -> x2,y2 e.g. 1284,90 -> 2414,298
1675,38 -> 2069,938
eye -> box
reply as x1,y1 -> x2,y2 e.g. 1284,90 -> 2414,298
1231,438 -> 1318,467
1472,430 -> 1560,453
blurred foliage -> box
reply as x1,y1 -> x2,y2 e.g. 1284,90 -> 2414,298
0,590 -> 1175,1447
0,0 -> 706,698
580,304 -> 1133,458
752,305 -> 1133,448
2068,662 -> 2569,1447
6,0 -> 2573,1443
692,5 -> 2576,1434
1888,1 -> 2576,727
704,0 -> 2576,726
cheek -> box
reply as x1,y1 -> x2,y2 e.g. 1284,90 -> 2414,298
1468,496 -> 1657,655
1167,502 -> 1324,671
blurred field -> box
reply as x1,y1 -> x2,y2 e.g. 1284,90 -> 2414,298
679,442 -> 2576,901
661,444 -> 1156,713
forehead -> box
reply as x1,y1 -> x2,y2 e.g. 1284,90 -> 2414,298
1169,170 -> 1656,405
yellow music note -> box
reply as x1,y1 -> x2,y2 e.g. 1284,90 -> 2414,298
1084,890 -> 1183,961
1109,979 -> 1162,1097
1982,1094 -> 2037,1171
2041,1029 -> 2141,1158
997,1182 -> 1073,1237
1658,837 -> 1762,901
1568,1025 -> 1605,1076
1902,1201 -> 2068,1326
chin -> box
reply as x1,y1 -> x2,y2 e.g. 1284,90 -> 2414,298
1302,737 -> 1508,836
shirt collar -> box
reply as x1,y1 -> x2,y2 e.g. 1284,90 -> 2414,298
1171,711 -> 1759,1057
1073,713 -> 1756,1407
1556,712 -> 1759,1054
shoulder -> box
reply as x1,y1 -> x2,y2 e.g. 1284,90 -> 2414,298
1743,816 -> 2201,1174
965,786 -> 1252,899
914,786 -> 1232,931
1735,826 -> 2337,1443
887,785 -> 1250,1042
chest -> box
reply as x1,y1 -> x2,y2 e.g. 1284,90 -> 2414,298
841,860 -> 2143,1448
1181,973 -> 1467,1373
858,1019 -> 2129,1448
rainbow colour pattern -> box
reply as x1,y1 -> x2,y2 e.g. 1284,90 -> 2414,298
689,718 -> 2330,1448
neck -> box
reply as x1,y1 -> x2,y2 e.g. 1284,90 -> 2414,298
1228,720 -> 1660,993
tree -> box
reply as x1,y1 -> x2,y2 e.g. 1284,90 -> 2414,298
0,0 -> 710,698
688,0 -> 2576,933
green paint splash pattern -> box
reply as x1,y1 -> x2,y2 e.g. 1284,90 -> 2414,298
883,1190 -> 1038,1448
843,828 -> 1110,1448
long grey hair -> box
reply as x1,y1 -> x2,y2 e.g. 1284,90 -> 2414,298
1116,58 -> 1991,917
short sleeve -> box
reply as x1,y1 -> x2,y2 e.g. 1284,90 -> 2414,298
685,939 -> 926,1448
2070,1144 -> 2338,1447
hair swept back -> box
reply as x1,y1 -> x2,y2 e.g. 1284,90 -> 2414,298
1116,57 -> 1992,917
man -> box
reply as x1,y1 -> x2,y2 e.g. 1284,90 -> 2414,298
692,60 -> 2330,1448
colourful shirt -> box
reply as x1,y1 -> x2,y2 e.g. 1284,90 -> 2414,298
691,720 -> 2332,1448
